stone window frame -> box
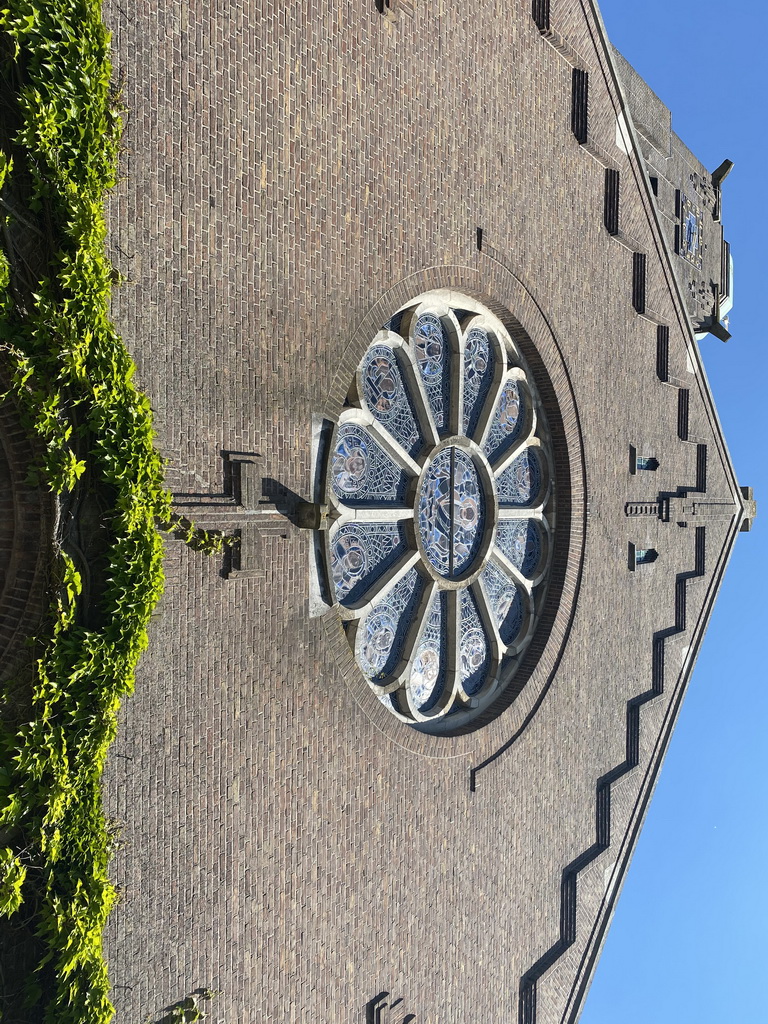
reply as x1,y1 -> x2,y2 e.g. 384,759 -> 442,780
318,293 -> 557,732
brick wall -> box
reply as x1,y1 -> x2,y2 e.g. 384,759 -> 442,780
100,3 -> 743,1023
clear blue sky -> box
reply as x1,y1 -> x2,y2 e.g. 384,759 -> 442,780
581,3 -> 768,1022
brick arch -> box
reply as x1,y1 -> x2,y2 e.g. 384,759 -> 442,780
319,259 -> 587,763
0,369 -> 54,687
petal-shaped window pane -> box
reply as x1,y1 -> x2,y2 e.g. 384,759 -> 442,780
462,327 -> 495,439
452,449 -> 484,573
496,447 -> 542,507
361,345 -> 422,457
418,448 -> 452,576
331,523 -> 407,605
331,424 -> 410,505
495,520 -> 542,577
459,588 -> 489,694
358,568 -> 425,681
483,379 -> 525,462
409,591 -> 447,711
480,562 -> 524,645
414,313 -> 451,433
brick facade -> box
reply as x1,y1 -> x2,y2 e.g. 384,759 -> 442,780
94,2 -> 747,1022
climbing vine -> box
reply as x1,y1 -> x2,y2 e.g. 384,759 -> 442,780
0,2 -> 223,1021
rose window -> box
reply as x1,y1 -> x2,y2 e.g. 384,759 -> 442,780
321,294 -> 555,730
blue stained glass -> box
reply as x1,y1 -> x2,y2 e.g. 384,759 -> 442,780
495,520 -> 542,577
331,424 -> 410,505
459,589 -> 489,694
359,568 -> 425,681
496,447 -> 542,507
483,379 -> 525,462
480,562 -> 524,646
462,327 -> 494,439
331,522 -> 405,604
409,591 -> 447,711
414,313 -> 451,432
361,345 -> 422,457
418,447 -> 484,578
684,212 -> 699,254
328,299 -> 556,725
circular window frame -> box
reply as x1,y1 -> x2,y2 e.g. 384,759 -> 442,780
315,268 -> 586,756
318,287 -> 567,735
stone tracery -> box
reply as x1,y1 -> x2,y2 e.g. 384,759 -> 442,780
322,294 -> 555,728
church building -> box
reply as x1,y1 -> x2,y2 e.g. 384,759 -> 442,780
85,1 -> 754,1021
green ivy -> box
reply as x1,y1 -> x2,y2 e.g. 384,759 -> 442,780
0,2 -> 224,1021
0,846 -> 27,917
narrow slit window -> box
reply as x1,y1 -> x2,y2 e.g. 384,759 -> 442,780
571,69 -> 589,144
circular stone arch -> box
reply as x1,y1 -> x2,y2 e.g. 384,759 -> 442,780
319,261 -> 586,761
0,368 -> 55,688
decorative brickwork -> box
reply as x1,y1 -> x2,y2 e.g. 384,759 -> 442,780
98,3 -> 748,1023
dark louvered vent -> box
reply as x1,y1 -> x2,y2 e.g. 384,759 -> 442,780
695,444 -> 707,492
656,325 -> 669,381
677,388 -> 689,441
632,252 -> 647,314
675,575 -> 687,631
694,525 -> 706,575
571,68 -> 589,143
532,0 -> 550,31
604,168 -> 620,235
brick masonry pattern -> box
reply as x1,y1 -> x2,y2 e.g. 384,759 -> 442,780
98,2 -> 743,1023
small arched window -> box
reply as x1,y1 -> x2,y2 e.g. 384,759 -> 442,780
635,548 -> 658,564
629,445 -> 659,474
629,542 -> 658,570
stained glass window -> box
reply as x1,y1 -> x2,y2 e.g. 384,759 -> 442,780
409,591 -> 447,712
417,447 -> 484,578
480,561 -> 524,646
462,327 -> 494,437
361,345 -> 422,457
483,379 -> 525,462
678,193 -> 703,269
331,424 -> 410,505
331,523 -> 406,604
414,313 -> 451,432
459,588 -> 489,694
496,448 -> 542,507
495,520 -> 542,577
321,295 -> 555,729
357,568 -> 424,681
